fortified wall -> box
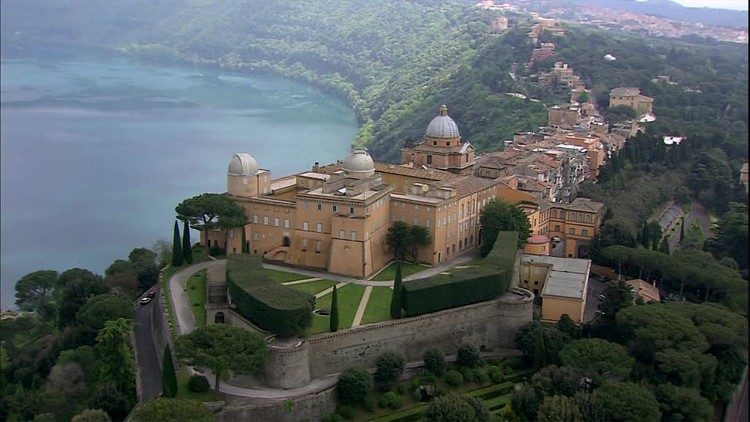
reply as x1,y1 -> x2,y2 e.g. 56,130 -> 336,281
231,287 -> 533,389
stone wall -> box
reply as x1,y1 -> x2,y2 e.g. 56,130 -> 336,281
152,280 -> 174,368
215,385 -> 336,422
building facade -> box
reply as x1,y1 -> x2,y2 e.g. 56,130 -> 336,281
609,87 -> 654,115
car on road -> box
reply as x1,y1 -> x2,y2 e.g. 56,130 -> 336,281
597,294 -> 606,301
140,297 -> 152,305
146,290 -> 156,298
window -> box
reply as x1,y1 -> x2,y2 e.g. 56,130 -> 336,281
350,231 -> 357,241
263,216 -> 269,225
253,233 -> 259,241
426,219 -> 431,228
228,229 -> 234,239
284,219 -> 290,228
315,240 -> 321,253
253,215 -> 259,224
349,207 -> 355,215
316,223 -> 322,233
339,230 -> 345,238
582,229 -> 589,237
332,205 -> 338,213
433,141 -> 437,146
554,225 -> 561,231
317,203 -> 322,211
427,155 -> 433,165
301,239 -> 308,250
413,217 -> 418,226
569,228 -> 575,235
303,221 -> 309,231
274,218 -> 279,227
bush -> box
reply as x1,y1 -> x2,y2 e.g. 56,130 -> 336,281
88,383 -> 131,421
187,375 -> 210,393
423,348 -> 445,376
456,344 -> 480,368
226,255 -> 314,336
401,232 -> 517,316
374,351 -> 405,387
337,368 -> 373,405
435,386 -> 447,396
378,392 -> 403,410
395,384 -> 407,395
474,368 -> 489,384
445,370 -> 464,387
504,356 -> 524,370
335,405 -> 354,420
460,367 -> 475,383
209,246 -> 226,256
322,414 -> 344,422
420,373 -> 437,384
362,396 -> 376,413
488,366 -> 504,384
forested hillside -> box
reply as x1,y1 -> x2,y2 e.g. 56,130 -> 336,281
1,0 -> 548,161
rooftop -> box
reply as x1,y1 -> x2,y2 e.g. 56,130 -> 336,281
522,254 -> 590,299
610,87 -> 642,97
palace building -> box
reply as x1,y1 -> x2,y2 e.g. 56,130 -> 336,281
204,105 -> 603,278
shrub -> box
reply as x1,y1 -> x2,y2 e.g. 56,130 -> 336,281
504,356 -> 524,370
322,414 -> 344,422
435,386 -> 447,397
445,370 -> 464,387
378,392 -> 403,410
420,373 -> 437,384
401,232 -> 517,316
88,383 -> 131,421
423,348 -> 445,376
187,375 -> 210,393
460,367 -> 475,383
362,396 -> 376,413
337,368 -> 373,405
71,409 -> 111,422
488,366 -> 504,384
335,405 -> 354,420
226,255 -> 314,336
209,246 -> 226,256
474,368 -> 489,384
456,344 -> 480,368
395,384 -> 407,395
374,351 -> 405,387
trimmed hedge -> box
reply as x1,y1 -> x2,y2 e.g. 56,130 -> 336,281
401,232 -> 518,317
226,255 -> 314,336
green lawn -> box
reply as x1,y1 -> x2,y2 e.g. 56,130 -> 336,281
261,267 -> 309,283
186,270 -> 206,327
361,287 -> 393,325
371,261 -> 429,281
306,284 -> 365,335
288,279 -> 335,295
176,368 -> 223,402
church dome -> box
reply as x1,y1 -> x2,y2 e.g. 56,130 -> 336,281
228,153 -> 259,176
425,105 -> 460,139
342,149 -> 375,179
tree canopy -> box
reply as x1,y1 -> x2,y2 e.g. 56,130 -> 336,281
479,199 -> 531,255
175,193 -> 246,254
132,398 -> 212,422
559,338 -> 634,381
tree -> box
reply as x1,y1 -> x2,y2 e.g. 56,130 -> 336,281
337,368 -> 372,405
57,271 -> 108,328
71,409 -> 111,422
76,294 -> 132,335
129,248 -> 159,291
171,221 -> 183,267
510,383 -> 542,421
530,365 -> 586,398
456,344 -> 480,368
176,325 -> 267,391
105,260 -> 135,277
132,398 -> 212,422
653,384 -> 713,422
423,348 -> 445,376
424,394 -> 482,422
556,314 -> 580,339
162,345 -> 177,398
151,238 -> 172,268
516,322 -> 568,366
559,339 -> 634,381
385,221 -> 410,260
14,270 -> 57,316
604,105 -> 637,125
374,351 -> 405,387
103,272 -> 139,297
537,395 -> 583,422
533,325 -> 548,370
598,280 -> 634,322
597,382 -> 661,422
240,226 -> 248,254
408,224 -> 432,262
573,391 -> 608,422
330,285 -> 339,332
389,261 -> 403,319
87,382 -> 131,421
175,193 -> 246,257
95,318 -> 135,395
658,237 -> 670,254
479,199 -> 530,254
182,220 -> 193,264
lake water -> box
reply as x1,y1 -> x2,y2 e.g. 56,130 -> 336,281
0,57 -> 358,309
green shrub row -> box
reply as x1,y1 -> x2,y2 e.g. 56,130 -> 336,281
226,255 -> 314,336
401,232 -> 518,317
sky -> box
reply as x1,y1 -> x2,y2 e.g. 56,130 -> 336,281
671,0 -> 749,10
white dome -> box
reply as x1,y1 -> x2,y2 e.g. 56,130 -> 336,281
425,105 -> 460,139
342,149 -> 375,179
228,153 -> 259,176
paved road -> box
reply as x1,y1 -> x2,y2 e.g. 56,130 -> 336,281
668,201 -> 713,252
133,291 -> 162,402
583,275 -> 607,323
169,260 -> 223,335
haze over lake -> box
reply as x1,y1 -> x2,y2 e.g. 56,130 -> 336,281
0,57 -> 358,309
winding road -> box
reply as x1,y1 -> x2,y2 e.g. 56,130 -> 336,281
668,201 -> 713,252
133,289 -> 162,402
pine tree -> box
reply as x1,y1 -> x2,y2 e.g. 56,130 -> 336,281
329,285 -> 339,332
390,261 -> 403,319
182,219 -> 192,264
679,217 -> 685,242
171,221 -> 183,267
241,227 -> 248,254
602,207 -> 614,222
659,237 -> 670,255
161,345 -> 177,398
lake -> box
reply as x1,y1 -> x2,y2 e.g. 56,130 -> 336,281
0,57 -> 358,309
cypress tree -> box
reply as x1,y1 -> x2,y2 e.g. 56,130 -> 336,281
679,218 -> 685,242
241,227 -> 248,254
390,261 -> 403,319
329,284 -> 339,332
171,221 -> 183,267
161,345 -> 177,398
659,237 -> 670,255
533,325 -> 547,371
182,219 -> 192,264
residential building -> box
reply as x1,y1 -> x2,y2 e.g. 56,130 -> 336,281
609,87 -> 654,115
519,254 -> 590,323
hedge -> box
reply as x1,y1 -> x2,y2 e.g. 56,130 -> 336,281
401,232 -> 518,317
226,255 -> 314,337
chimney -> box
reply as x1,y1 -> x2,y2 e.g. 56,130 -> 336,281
313,162 -> 319,172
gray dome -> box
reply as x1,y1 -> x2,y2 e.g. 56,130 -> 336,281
342,149 -> 375,179
425,105 -> 460,139
228,153 -> 259,176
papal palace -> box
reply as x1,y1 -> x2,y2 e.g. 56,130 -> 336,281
205,105 -> 604,278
